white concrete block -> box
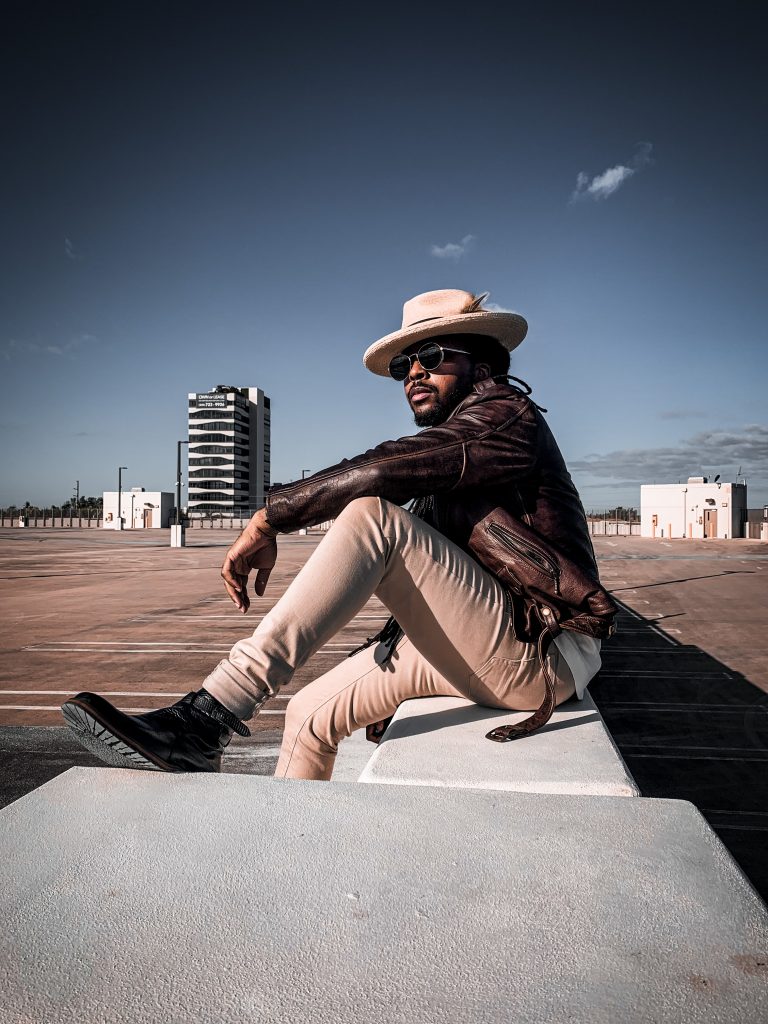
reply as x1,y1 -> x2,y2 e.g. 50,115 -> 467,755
360,693 -> 640,796
2,769 -> 767,1023
331,725 -> 377,781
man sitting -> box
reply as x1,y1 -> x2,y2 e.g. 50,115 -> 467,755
63,289 -> 604,780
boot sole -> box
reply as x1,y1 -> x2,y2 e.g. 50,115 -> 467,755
61,699 -> 177,772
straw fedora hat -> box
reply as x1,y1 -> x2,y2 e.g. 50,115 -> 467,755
363,289 -> 528,377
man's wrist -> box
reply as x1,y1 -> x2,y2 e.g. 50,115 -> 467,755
250,508 -> 279,538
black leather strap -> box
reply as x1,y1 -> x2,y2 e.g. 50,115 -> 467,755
193,691 -> 252,737
485,626 -> 559,742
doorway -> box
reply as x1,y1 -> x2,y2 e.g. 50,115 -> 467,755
703,509 -> 717,538
143,509 -> 153,528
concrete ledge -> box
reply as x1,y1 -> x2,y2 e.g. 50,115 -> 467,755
331,725 -> 377,781
2,769 -> 767,1023
359,693 -> 640,796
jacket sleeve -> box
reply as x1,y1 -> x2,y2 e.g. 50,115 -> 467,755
265,389 -> 539,532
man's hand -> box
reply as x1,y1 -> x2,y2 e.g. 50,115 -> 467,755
221,509 -> 278,613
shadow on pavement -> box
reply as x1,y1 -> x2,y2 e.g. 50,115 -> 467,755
591,601 -> 768,900
0,727 -> 283,810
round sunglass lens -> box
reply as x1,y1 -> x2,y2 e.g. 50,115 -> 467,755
417,343 -> 444,370
388,355 -> 410,380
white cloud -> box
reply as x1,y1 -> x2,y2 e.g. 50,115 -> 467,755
430,234 -> 475,260
569,424 -> 768,485
64,237 -> 81,260
571,142 -> 653,202
2,334 -> 97,361
484,302 -> 515,313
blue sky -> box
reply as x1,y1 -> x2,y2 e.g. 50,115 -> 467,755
1,2 -> 766,510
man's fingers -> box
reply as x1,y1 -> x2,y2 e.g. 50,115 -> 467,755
254,567 -> 272,597
222,558 -> 250,612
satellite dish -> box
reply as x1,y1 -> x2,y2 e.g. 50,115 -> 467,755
714,474 -> 720,483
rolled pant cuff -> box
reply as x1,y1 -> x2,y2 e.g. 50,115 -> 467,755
201,659 -> 271,721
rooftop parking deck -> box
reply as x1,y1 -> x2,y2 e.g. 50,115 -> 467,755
1,528 -> 767,895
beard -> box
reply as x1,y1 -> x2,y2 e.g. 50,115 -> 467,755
411,377 -> 476,427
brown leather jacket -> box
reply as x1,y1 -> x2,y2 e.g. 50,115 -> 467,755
265,378 -> 600,586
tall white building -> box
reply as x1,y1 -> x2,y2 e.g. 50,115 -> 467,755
187,385 -> 271,516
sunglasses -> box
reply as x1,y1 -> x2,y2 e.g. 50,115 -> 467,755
389,342 -> 471,381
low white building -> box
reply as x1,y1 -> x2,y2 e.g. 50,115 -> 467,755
102,488 -> 174,529
640,478 -> 747,539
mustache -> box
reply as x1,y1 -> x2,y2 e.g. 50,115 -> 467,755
407,383 -> 437,398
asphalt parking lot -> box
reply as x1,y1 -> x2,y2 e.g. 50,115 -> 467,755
1,528 -> 767,896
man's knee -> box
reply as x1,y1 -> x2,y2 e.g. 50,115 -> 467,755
284,688 -> 315,729
284,690 -> 337,751
336,495 -> 408,533
336,494 -> 383,524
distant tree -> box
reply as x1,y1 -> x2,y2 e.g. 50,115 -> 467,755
605,506 -> 638,519
586,506 -> 638,520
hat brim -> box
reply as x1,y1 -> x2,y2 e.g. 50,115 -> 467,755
362,311 -> 528,377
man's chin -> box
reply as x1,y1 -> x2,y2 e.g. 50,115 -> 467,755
408,378 -> 474,427
413,403 -> 448,427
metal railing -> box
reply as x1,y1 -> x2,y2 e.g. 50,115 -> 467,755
0,510 -> 104,528
587,519 -> 641,536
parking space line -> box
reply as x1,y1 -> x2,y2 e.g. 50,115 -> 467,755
23,642 -> 359,653
0,705 -> 286,714
625,752 -> 768,762
0,690 -> 292,699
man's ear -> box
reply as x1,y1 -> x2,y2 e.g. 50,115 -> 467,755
473,362 -> 491,382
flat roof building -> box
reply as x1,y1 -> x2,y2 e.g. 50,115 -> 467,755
187,385 -> 271,517
103,488 -> 174,529
640,477 -> 747,539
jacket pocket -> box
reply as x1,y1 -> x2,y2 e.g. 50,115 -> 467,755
486,521 -> 561,595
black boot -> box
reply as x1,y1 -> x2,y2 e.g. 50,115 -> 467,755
61,689 -> 250,773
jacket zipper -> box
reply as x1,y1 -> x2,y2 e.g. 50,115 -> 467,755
487,522 -> 561,593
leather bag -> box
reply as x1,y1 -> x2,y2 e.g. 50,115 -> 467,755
470,507 -> 617,741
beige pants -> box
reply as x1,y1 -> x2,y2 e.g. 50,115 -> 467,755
203,497 -> 575,780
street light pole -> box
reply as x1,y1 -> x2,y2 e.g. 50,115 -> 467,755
176,440 -> 189,525
301,469 -> 311,480
171,441 -> 189,548
118,466 -> 127,529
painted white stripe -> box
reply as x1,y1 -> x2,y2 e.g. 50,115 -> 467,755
39,548 -> 168,557
0,705 -> 286,714
597,701 -> 765,710
24,642 -> 360,653
0,690 -> 292,699
223,747 -> 282,758
625,753 -> 768,762
613,601 -> 678,645
23,648 -> 235,654
625,744 -> 766,753
598,671 -> 733,678
601,648 -> 705,655
24,640 -> 362,647
28,641 -> 238,647
131,615 -> 388,622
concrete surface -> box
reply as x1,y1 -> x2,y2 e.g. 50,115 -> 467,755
2,768 -> 768,1024
0,724 -> 372,812
2,530 -> 768,898
360,692 -> 640,796
0,725 -> 284,810
332,725 -> 379,781
0,527 -> 389,731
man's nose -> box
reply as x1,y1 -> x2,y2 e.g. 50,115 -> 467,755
407,359 -> 428,381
